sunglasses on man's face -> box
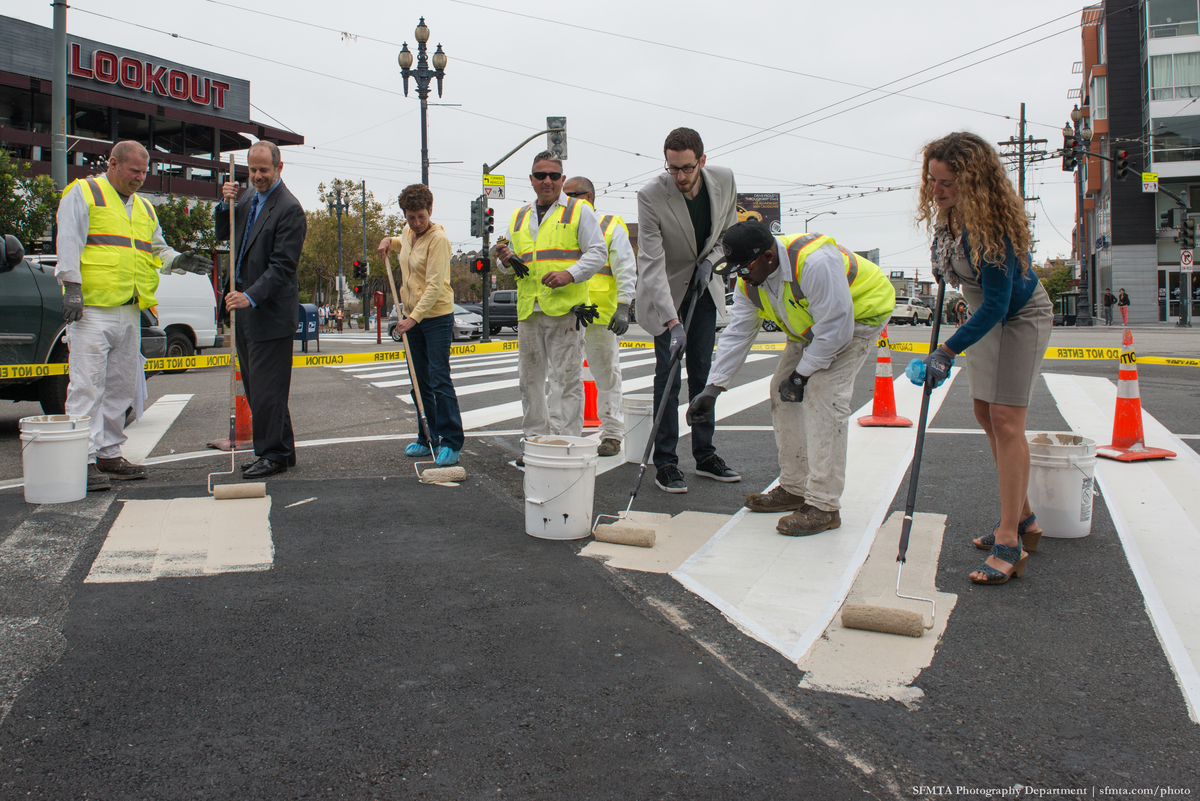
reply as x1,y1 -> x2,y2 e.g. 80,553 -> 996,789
532,171 -> 563,181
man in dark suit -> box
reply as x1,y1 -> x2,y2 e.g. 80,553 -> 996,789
216,141 -> 307,479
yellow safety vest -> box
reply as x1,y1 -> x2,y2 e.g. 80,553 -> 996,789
585,212 -> 627,326
508,199 -> 592,320
738,233 -> 894,342
66,175 -> 161,308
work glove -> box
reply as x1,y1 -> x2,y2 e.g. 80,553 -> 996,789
685,384 -> 722,426
667,322 -> 686,360
507,256 -> 530,279
906,349 -> 954,389
166,250 -> 212,275
62,282 -> 84,323
778,371 -> 809,403
571,304 -> 600,330
607,303 -> 630,336
689,258 -> 713,296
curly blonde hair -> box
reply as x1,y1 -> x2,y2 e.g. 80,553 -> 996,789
916,132 -> 1030,270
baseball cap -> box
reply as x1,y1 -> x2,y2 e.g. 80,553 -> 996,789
719,220 -> 775,275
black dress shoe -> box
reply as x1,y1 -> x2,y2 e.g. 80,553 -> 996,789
243,457 -> 287,478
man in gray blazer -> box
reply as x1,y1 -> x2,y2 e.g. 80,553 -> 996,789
636,127 -> 740,493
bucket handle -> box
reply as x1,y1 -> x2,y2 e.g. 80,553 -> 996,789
526,467 -> 590,507
1067,455 -> 1092,479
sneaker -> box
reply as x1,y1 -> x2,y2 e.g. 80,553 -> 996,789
654,464 -> 688,493
776,507 -> 841,537
87,463 -> 111,492
744,485 -> 808,513
597,438 -> 622,457
435,446 -> 460,466
405,442 -> 432,457
695,454 -> 741,483
95,456 -> 148,480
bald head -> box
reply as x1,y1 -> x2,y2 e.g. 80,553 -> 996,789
563,176 -> 595,205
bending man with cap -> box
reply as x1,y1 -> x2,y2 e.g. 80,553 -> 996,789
547,176 -> 637,457
55,139 -> 211,492
687,221 -> 895,537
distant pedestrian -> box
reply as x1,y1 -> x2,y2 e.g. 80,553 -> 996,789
1102,289 -> 1115,325
917,131 -> 1052,586
318,303 -> 327,333
336,306 -> 344,333
1118,288 -> 1130,325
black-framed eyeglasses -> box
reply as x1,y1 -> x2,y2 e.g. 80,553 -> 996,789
665,162 -> 699,175
564,190 -> 589,198
532,171 -> 563,181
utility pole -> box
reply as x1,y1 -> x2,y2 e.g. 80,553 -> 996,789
997,103 -> 1048,215
51,0 -> 68,192
327,184 -> 349,312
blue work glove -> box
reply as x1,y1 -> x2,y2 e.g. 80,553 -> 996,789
607,303 -> 630,336
685,384 -> 722,425
62,282 -> 84,323
667,322 -> 686,360
778,371 -> 809,403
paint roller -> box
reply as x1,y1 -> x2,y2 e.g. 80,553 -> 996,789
839,279 -> 949,638
205,153 -> 267,503
382,252 -> 466,485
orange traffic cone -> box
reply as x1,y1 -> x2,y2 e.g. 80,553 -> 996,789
583,359 -> 602,429
206,368 -> 254,451
1097,329 -> 1175,462
857,327 -> 913,427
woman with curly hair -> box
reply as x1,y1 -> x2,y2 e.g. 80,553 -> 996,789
915,131 -> 1053,585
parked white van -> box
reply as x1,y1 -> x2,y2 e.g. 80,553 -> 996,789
153,271 -> 222,359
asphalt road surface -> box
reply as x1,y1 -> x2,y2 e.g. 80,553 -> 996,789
0,322 -> 1198,799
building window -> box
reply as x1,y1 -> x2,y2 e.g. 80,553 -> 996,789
1148,0 -> 1200,37
1150,52 -> 1200,99
1092,76 -> 1108,119
1152,114 -> 1200,161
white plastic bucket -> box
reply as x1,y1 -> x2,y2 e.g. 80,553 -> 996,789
622,394 -> 654,465
523,436 -> 598,540
19,415 -> 90,504
1027,432 -> 1097,539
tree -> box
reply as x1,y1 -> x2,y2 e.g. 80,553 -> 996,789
1035,258 -> 1074,313
0,149 -> 59,250
155,194 -> 218,254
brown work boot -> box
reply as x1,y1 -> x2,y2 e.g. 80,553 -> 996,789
597,438 -> 622,457
96,456 -> 148,480
87,463 -> 112,492
776,506 -> 841,537
744,485 -> 807,513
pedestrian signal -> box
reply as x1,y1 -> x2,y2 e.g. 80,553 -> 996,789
472,256 -> 489,273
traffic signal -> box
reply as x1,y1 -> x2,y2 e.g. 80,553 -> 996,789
484,207 -> 494,235
1062,136 -> 1078,171
1114,148 -> 1130,179
352,260 -> 366,279
1161,208 -> 1179,230
1182,217 -> 1197,250
547,116 -> 567,159
472,256 -> 489,273
469,198 -> 482,237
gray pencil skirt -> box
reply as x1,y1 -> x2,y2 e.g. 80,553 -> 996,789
959,282 -> 1053,407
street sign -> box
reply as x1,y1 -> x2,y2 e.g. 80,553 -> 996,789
1143,172 -> 1159,193
483,173 -> 505,200
1183,250 -> 1195,271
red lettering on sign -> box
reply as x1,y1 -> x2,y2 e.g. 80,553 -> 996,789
168,69 -> 189,100
211,81 -> 229,110
68,43 -> 93,79
144,64 -> 168,96
119,57 -> 143,90
190,75 -> 211,105
93,50 -> 118,84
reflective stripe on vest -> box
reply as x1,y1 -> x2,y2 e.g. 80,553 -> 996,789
586,213 -> 627,325
738,233 -> 894,341
66,175 -> 161,309
508,199 -> 592,319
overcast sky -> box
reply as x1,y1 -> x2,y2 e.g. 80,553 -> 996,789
6,0 -> 1090,275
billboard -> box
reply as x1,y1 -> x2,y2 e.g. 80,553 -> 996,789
736,193 -> 781,234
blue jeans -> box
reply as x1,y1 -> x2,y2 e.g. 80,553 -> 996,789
406,313 -> 464,451
652,289 -> 717,468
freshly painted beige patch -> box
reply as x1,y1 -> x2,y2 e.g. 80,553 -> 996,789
796,512 -> 957,703
86,496 -> 273,583
581,511 -> 728,573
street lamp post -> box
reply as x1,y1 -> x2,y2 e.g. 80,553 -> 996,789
1064,105 -> 1094,326
805,211 -> 837,232
327,183 -> 350,310
398,18 -> 448,187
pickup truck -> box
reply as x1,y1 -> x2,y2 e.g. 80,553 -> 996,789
460,289 -> 519,335
1,238 -> 166,415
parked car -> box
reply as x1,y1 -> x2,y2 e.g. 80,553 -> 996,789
388,304 -> 483,342
460,290 -> 519,335
1,238 -> 166,415
891,296 -> 934,326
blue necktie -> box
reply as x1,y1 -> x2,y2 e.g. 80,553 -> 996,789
236,194 -> 259,283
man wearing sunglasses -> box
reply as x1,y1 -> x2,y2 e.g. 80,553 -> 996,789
635,127 -> 739,494
493,152 -> 607,454
686,220 -> 894,537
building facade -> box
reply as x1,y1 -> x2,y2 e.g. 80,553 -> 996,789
1081,1 -> 1200,323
